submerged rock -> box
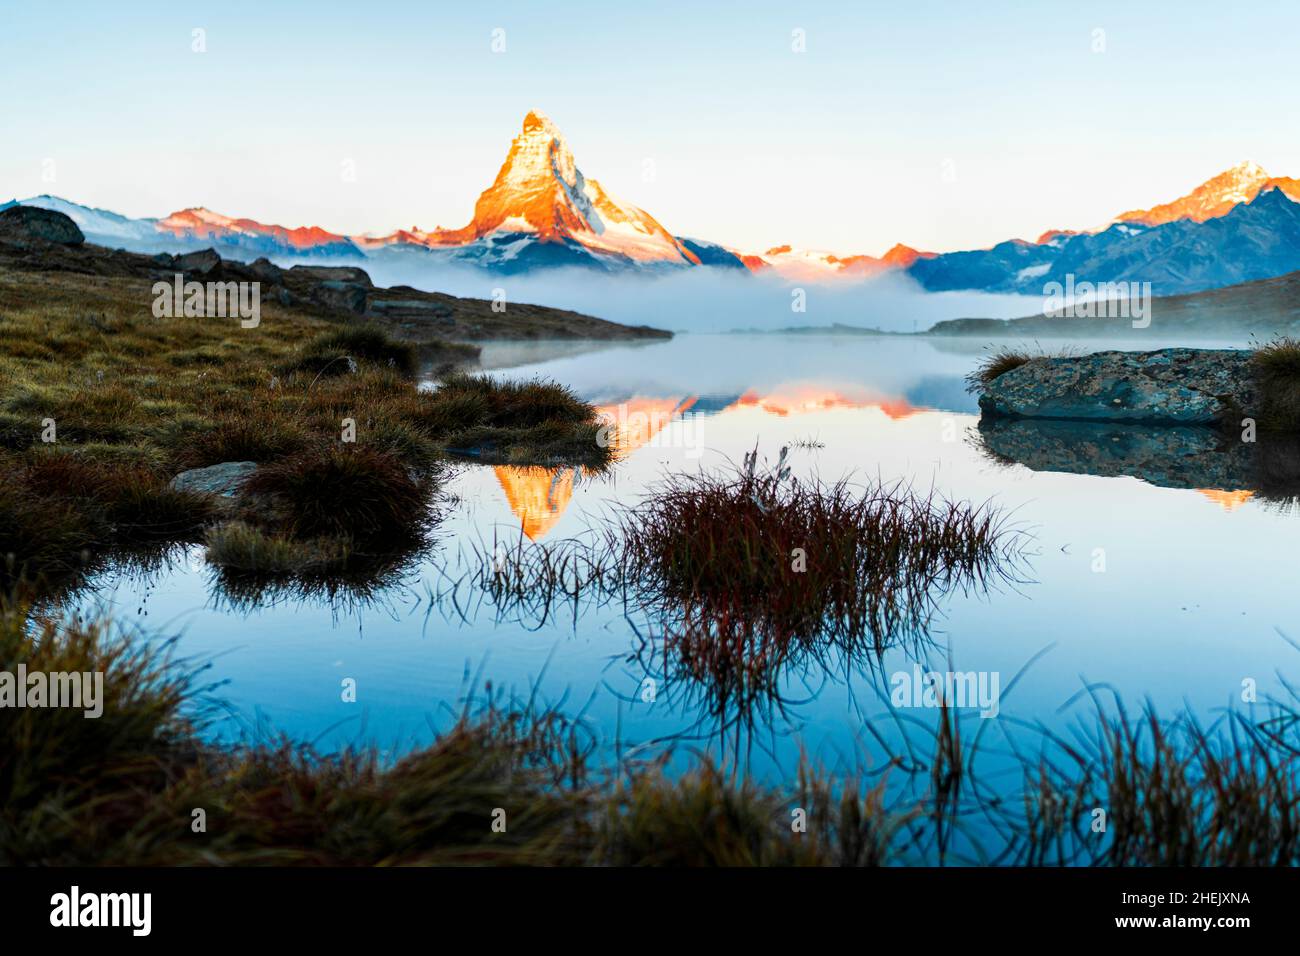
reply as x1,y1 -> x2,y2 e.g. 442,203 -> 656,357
170,461 -> 258,499
979,348 -> 1257,425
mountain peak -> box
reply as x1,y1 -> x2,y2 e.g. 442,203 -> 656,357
1245,183 -> 1298,211
1228,159 -> 1268,179
881,243 -> 934,266
1116,161 -> 1278,226
161,207 -> 235,228
422,110 -> 698,265
522,109 -> 559,136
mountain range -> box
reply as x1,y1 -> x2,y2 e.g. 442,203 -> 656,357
5,112 -> 1300,297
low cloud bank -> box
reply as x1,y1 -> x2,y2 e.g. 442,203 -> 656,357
326,256 -> 1040,334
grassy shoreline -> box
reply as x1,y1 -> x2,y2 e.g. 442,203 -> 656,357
0,265 -> 611,599
6,608 -> 1300,866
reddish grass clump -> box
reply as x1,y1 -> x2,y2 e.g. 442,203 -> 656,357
460,448 -> 1023,713
618,447 -> 1016,640
592,448 -> 1023,710
241,445 -> 432,548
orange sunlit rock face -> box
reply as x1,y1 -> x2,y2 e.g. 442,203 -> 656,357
1197,489 -> 1254,512
156,208 -> 349,249
1036,228 -> 1083,245
409,111 -> 700,265
740,242 -> 935,280
735,253 -> 771,272
1116,162 -> 1300,226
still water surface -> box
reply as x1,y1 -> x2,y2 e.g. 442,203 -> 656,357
91,333 -> 1300,782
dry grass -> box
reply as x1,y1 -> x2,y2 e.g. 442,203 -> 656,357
0,268 -> 610,598
1253,336 -> 1300,430
9,608 -> 1300,866
964,343 -> 1079,394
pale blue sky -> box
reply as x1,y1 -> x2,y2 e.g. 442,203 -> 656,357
2,0 -> 1297,254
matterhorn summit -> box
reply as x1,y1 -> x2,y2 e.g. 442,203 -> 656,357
430,110 -> 700,266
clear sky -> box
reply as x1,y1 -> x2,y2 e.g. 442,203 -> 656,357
2,0 -> 1298,255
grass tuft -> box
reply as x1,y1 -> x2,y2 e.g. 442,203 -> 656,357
1253,336 -> 1300,430
964,343 -> 1079,394
279,325 -> 420,380
241,445 -> 430,547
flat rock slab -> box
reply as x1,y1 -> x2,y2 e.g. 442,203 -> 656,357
169,461 -> 258,498
979,348 -> 1257,425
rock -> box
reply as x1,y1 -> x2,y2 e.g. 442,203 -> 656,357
311,279 -> 369,314
289,265 -> 373,287
174,248 -> 222,276
979,348 -> 1257,425
249,257 -> 283,282
368,298 -> 454,319
0,205 -> 85,246
170,461 -> 258,499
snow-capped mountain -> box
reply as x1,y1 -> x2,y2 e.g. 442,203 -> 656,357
0,195 -> 364,261
910,185 -> 1300,296
0,194 -> 160,245
440,110 -> 701,265
3,111 -> 745,274
356,110 -> 725,272
6,131 -> 1300,297
744,243 -> 935,282
750,161 -> 1300,288
1115,160 -> 1300,227
156,207 -> 363,259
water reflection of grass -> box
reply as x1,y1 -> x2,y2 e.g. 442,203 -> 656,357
8,607 -> 1300,866
438,447 -> 1026,729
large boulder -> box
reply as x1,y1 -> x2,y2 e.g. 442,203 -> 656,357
289,265 -> 373,287
0,205 -> 84,246
174,248 -> 222,276
368,298 -> 454,320
979,348 -> 1257,425
311,279 -> 369,314
248,257 -> 283,282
